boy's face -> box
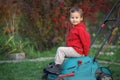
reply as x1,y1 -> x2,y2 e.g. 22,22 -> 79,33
70,11 -> 83,26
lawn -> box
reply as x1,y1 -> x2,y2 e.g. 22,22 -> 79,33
0,60 -> 53,80
0,47 -> 120,80
0,60 -> 120,80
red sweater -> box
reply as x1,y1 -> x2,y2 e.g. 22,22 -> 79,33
66,22 -> 90,56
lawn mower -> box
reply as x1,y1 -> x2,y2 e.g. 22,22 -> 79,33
42,1 -> 120,80
44,56 -> 112,80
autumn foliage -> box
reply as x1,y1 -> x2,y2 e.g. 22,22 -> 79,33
0,0 -> 114,51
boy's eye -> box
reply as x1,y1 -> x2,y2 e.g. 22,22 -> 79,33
76,17 -> 78,19
76,17 -> 80,19
71,17 -> 74,19
70,16 -> 79,19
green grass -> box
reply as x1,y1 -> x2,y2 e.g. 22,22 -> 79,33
25,46 -> 57,59
0,46 -> 120,80
0,46 -> 57,60
0,60 -> 120,80
89,47 -> 120,62
0,45 -> 119,61
0,60 -> 53,80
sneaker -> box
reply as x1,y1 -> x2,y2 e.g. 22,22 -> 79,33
45,63 -> 61,74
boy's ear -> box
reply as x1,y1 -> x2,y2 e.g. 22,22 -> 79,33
80,16 -> 83,21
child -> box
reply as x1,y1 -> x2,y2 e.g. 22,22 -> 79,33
47,7 -> 91,74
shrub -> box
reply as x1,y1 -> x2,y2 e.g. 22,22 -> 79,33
0,0 -> 116,52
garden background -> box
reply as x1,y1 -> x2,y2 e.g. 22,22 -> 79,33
0,0 -> 120,80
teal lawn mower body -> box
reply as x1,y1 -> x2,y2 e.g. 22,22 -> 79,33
60,56 -> 99,80
46,56 -> 112,80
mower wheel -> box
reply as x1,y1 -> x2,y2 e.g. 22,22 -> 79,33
97,74 -> 112,80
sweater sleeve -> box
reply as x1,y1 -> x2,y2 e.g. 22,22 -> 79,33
78,29 -> 90,56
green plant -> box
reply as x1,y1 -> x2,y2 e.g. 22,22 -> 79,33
0,34 -> 10,55
0,34 -> 29,54
6,36 -> 22,53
